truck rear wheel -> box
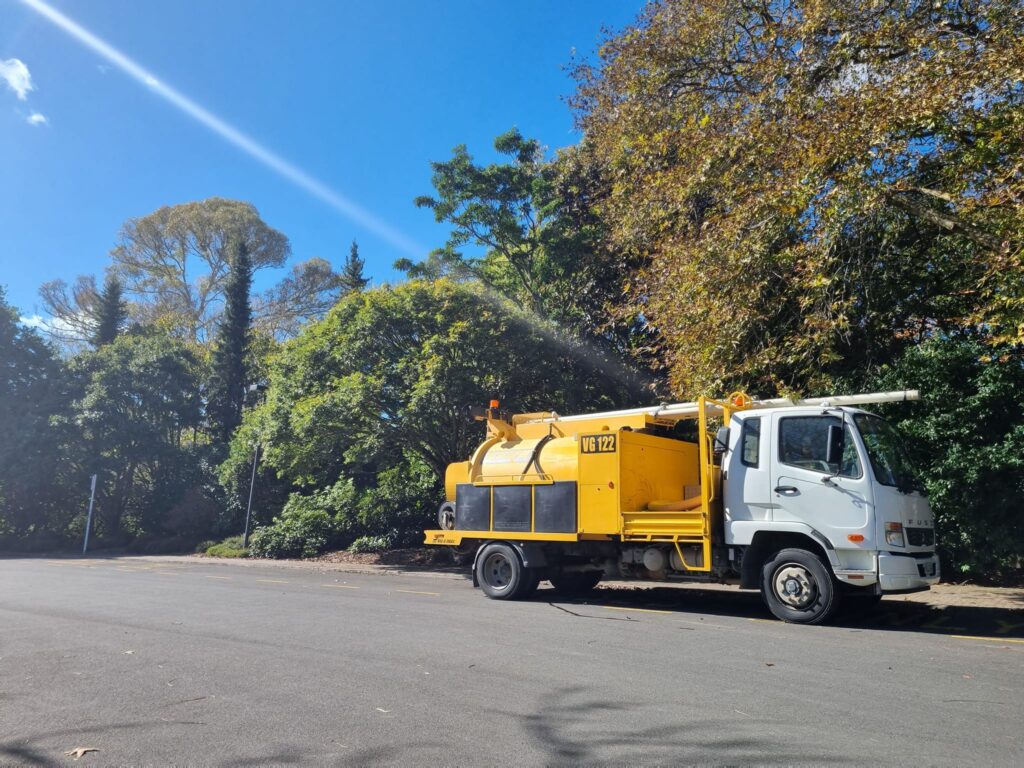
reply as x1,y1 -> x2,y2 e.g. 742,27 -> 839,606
549,571 -> 602,596
761,548 -> 840,625
476,543 -> 533,600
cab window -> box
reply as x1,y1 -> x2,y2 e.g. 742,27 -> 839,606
740,417 -> 760,467
779,416 -> 862,478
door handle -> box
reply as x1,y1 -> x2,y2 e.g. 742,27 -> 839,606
774,485 -> 799,495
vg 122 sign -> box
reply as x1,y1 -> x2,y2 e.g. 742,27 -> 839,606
581,434 -> 617,454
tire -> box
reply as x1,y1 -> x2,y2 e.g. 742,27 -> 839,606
761,548 -> 841,625
476,543 -> 531,600
549,570 -> 602,596
437,501 -> 456,531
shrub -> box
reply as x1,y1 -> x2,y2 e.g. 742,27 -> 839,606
348,534 -> 392,553
195,540 -> 216,554
355,456 -> 441,547
248,480 -> 357,559
867,338 -> 1024,580
206,542 -> 249,558
204,535 -> 248,558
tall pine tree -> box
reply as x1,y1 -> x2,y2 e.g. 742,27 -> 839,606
92,276 -> 127,347
339,240 -> 369,293
207,240 -> 252,444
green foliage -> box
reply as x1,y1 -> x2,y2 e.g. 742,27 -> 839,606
206,535 -> 248,558
207,240 -> 253,444
572,0 -> 1024,395
354,455 -> 439,547
248,480 -> 358,559
0,288 -> 78,540
92,276 -> 127,347
195,539 -> 216,554
240,279 -> 631,493
66,332 -> 208,541
110,197 -> 290,342
864,337 -> 1024,579
405,130 -> 655,397
348,535 -> 392,554
339,240 -> 370,293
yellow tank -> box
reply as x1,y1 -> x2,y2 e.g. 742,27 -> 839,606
444,419 -> 702,539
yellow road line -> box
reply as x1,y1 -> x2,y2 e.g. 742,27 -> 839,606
321,584 -> 359,590
601,605 -> 672,615
155,571 -> 180,576
395,589 -> 440,597
256,579 -> 289,584
748,618 -> 777,624
202,575 -> 232,581
951,635 -> 1024,645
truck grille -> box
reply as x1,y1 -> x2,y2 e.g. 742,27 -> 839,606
906,527 -> 934,546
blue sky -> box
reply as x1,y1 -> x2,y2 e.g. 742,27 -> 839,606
0,0 -> 643,319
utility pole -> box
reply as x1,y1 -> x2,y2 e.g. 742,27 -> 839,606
241,382 -> 267,548
243,443 -> 259,548
82,474 -> 97,555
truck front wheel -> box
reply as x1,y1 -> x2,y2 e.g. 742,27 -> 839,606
476,543 -> 535,600
761,548 -> 840,625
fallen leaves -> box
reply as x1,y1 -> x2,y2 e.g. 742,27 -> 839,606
64,747 -> 99,759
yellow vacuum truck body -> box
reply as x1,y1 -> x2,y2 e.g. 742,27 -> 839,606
428,403 -> 719,570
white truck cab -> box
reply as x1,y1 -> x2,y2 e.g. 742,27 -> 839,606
724,406 -> 939,614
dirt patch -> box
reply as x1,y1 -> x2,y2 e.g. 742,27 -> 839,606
315,547 -> 454,567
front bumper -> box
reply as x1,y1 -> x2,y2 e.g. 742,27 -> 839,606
878,551 -> 940,592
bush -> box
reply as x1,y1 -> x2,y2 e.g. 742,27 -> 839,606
204,535 -> 248,558
248,480 -> 357,559
207,543 -> 249,558
867,337 -> 1024,581
195,540 -> 216,554
348,534 -> 393,553
355,456 -> 441,547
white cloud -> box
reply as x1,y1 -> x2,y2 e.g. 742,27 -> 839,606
26,111 -> 47,126
19,314 -> 49,329
0,58 -> 34,100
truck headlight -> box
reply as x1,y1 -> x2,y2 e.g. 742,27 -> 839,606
885,522 -> 905,548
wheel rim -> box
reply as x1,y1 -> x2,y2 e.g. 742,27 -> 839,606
482,552 -> 514,592
773,563 -> 818,609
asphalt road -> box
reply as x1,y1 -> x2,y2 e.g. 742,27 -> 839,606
1,557 -> 1022,767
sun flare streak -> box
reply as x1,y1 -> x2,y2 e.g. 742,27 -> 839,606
22,0 -> 425,258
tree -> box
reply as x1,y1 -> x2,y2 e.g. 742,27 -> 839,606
36,275 -> 102,350
92,276 -> 127,347
251,258 -> 343,338
406,130 -> 573,320
572,0 -> 1024,395
68,332 -> 205,541
405,130 -> 657,400
221,279 -> 638,552
0,288 -> 77,543
207,240 -> 253,445
108,197 -> 289,342
339,241 -> 370,293
864,337 -> 1024,579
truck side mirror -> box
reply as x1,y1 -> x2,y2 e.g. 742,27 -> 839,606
826,423 -> 845,467
714,426 -> 730,453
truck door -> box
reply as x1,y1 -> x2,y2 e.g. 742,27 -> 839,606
769,412 -> 872,544
724,414 -> 773,545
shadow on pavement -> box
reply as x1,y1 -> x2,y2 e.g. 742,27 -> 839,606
512,685 -> 852,765
537,584 -> 1024,639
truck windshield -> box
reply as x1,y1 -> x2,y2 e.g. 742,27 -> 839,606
852,414 -> 922,493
